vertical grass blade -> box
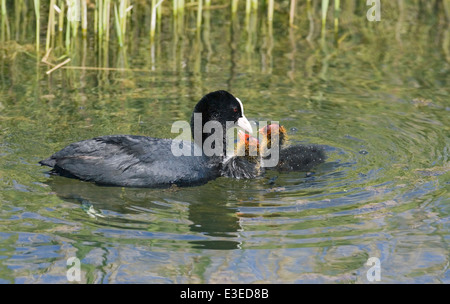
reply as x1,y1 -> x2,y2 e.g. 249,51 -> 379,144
178,0 -> 184,16
33,0 -> 40,53
197,0 -> 203,31
251,0 -> 258,11
1,0 -> 11,41
114,3 -> 123,46
14,0 -> 23,41
156,0 -> 162,26
245,0 -> 251,24
65,8 -> 71,51
334,0 -> 340,42
58,1 -> 65,32
173,0 -> 178,17
45,0 -> 56,51
119,0 -> 127,38
306,0 -> 314,42
150,0 -> 164,43
334,0 -> 340,29
81,0 -> 87,37
98,0 -> 103,41
289,0 -> 296,27
150,0 -> 156,42
268,0 -> 274,23
105,0 -> 111,42
231,0 -> 239,15
321,0 -> 329,36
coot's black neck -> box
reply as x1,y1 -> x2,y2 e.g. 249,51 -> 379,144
190,113 -> 229,158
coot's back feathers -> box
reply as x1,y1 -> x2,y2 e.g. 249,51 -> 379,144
276,144 -> 326,171
40,135 -> 220,187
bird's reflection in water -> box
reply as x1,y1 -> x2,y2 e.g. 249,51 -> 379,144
45,176 -> 242,250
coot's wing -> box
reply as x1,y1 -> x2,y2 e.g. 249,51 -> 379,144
40,135 -> 217,187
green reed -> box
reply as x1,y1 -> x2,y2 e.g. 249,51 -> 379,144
289,0 -> 296,27
267,0 -> 274,23
334,0 -> 340,37
81,0 -> 87,36
321,0 -> 329,37
1,0 -> 10,42
45,0 -> 56,51
196,0 -> 202,31
1,0 -> 447,70
150,0 -> 163,42
114,0 -> 132,46
231,0 -> 239,16
33,0 -> 40,53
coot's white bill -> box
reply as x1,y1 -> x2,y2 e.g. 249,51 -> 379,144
236,116 -> 253,134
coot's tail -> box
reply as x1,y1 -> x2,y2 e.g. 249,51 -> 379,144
39,156 -> 84,179
39,157 -> 56,168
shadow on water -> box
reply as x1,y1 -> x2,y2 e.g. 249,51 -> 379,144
44,176 -> 242,250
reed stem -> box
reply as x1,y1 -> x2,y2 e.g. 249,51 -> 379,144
1,0 -> 11,42
156,0 -> 162,25
321,0 -> 329,36
197,0 -> 203,31
81,0 -> 87,37
289,0 -> 296,27
65,8 -> 70,50
45,0 -> 56,51
150,0 -> 164,42
334,0 -> 340,37
268,0 -> 274,23
246,0 -> 251,20
33,0 -> 40,53
114,3 -> 123,46
150,0 -> 156,42
231,0 -> 239,15
251,0 -> 258,11
98,0 -> 103,39
173,0 -> 178,17
178,0 -> 184,16
105,0 -> 111,41
58,1 -> 64,32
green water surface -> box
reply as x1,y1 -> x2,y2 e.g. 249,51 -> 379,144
0,2 -> 449,283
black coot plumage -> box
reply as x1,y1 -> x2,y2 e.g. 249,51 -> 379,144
259,124 -> 326,171
221,131 -> 262,179
39,90 -> 253,188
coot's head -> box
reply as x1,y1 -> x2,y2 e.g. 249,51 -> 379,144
190,90 -> 253,149
259,124 -> 288,150
236,130 -> 260,160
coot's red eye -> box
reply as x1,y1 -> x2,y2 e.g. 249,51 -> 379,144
233,107 -> 238,113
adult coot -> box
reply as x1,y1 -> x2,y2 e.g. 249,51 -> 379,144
39,90 -> 253,188
259,124 -> 326,171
